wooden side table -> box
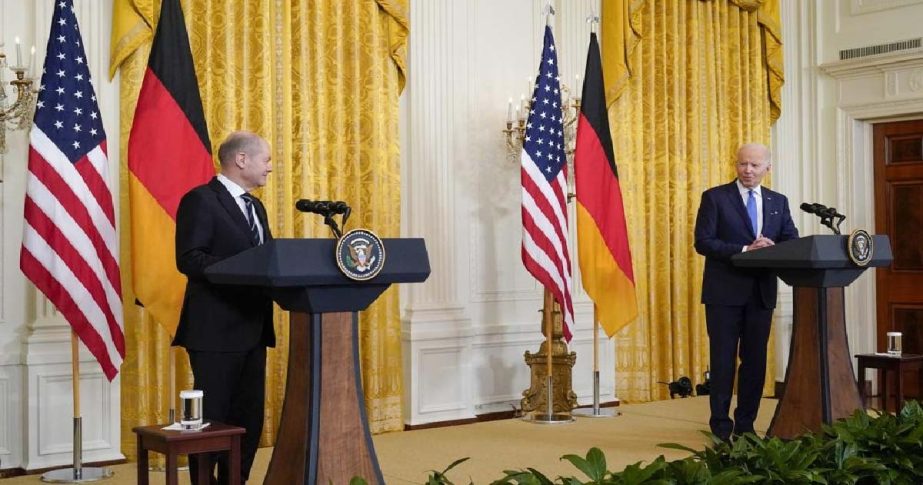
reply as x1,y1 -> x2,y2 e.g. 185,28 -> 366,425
855,353 -> 923,412
133,421 -> 246,485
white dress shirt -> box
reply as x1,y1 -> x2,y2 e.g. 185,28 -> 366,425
217,174 -> 264,243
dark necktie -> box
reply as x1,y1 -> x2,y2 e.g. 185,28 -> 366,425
241,193 -> 262,245
747,189 -> 758,236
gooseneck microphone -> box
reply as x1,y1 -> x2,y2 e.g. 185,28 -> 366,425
800,201 -> 845,235
295,199 -> 351,238
799,202 -> 825,215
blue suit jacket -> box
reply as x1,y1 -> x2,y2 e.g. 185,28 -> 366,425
694,181 -> 798,308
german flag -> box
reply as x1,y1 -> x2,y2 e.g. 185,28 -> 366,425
127,0 -> 213,334
574,32 -> 637,337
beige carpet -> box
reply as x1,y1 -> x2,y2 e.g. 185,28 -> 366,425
3,396 -> 776,484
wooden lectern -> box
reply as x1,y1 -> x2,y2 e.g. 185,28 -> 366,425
732,235 -> 891,439
205,238 -> 430,484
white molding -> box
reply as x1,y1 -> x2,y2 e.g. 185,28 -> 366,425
0,366 -> 23,470
402,336 -> 475,425
417,346 -> 469,415
25,363 -> 122,470
820,49 -> 923,78
851,0 -> 923,16
403,0 -> 470,313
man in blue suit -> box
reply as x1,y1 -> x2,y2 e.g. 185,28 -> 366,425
694,143 -> 798,441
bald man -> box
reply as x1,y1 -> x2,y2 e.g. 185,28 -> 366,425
173,131 -> 274,484
693,143 -> 798,442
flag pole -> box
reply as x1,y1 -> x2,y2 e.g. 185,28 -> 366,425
72,330 -> 81,477
544,290 -> 554,418
155,345 -> 188,473
169,347 -> 176,424
148,343 -> 187,473
573,307 -> 619,418
40,332 -> 113,482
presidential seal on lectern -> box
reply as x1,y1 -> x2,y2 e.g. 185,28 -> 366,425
336,229 -> 386,280
847,229 -> 873,267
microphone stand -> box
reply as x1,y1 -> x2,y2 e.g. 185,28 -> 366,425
324,214 -> 343,239
832,213 -> 845,235
819,211 -> 845,235
303,203 -> 351,239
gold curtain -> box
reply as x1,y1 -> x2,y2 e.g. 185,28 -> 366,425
601,0 -> 783,402
114,0 -> 408,460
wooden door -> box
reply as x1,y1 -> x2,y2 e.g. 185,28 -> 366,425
873,119 -> 923,403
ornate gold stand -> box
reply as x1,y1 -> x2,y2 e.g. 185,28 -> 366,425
521,290 -> 577,414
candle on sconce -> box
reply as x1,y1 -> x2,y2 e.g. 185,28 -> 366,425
15,36 -> 23,67
575,74 -> 582,95
507,97 -> 513,122
515,107 -> 521,122
29,45 -> 35,78
527,76 -> 533,96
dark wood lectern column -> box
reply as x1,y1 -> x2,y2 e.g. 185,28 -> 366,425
266,312 -> 381,484
205,239 -> 430,484
769,287 -> 863,438
732,235 -> 891,439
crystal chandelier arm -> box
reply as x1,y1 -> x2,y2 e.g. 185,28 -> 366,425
3,77 -> 37,126
0,68 -> 37,159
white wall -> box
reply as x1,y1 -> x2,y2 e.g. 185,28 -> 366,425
400,0 -> 613,425
0,0 -> 122,471
772,0 -> 923,383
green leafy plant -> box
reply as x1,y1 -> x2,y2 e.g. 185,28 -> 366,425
420,401 -> 923,484
427,457 -> 474,485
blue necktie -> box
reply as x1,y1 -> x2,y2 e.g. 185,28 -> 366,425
241,194 -> 262,245
747,189 -> 758,236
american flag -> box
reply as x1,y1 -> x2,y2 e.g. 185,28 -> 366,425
20,0 -> 124,381
521,25 -> 575,342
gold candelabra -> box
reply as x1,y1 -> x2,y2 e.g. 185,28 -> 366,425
503,79 -> 582,164
0,40 -> 38,170
506,77 -> 582,417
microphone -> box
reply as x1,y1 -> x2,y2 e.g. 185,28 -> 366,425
801,202 -> 845,219
296,199 -> 350,215
295,199 -> 352,239
328,201 -> 350,215
799,202 -> 827,215
295,199 -> 329,214
800,201 -> 846,235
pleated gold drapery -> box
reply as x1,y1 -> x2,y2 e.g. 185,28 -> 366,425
113,0 -> 408,460
601,0 -> 783,402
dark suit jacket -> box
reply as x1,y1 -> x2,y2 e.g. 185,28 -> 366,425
694,180 -> 798,308
172,177 -> 276,351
